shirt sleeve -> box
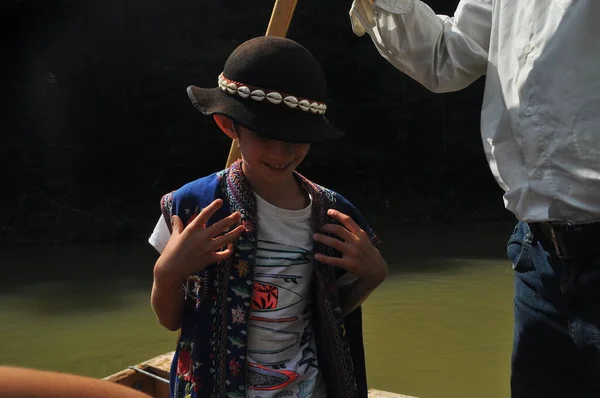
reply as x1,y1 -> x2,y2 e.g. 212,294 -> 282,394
148,214 -> 172,254
349,0 -> 492,93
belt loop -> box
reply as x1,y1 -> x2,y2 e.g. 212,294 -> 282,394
549,226 -> 563,257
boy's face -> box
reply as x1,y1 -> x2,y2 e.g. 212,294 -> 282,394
236,124 -> 310,185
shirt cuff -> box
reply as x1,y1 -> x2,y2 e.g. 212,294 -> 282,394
349,0 -> 372,36
350,0 -> 415,36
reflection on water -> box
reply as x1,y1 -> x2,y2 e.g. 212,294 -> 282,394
0,222 -> 516,398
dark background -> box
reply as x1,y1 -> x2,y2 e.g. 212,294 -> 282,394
2,0 -> 511,246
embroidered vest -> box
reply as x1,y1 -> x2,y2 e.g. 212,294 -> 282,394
160,160 -> 378,398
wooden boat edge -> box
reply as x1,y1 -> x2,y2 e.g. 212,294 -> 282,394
104,351 -> 418,398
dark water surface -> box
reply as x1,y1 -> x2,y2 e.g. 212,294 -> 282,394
0,222 -> 516,398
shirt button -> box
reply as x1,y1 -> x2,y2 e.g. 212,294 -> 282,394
524,107 -> 533,116
523,44 -> 533,55
534,170 -> 544,179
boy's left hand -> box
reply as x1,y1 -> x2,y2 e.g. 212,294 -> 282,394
313,209 -> 388,287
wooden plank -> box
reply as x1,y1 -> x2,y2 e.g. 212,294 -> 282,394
369,389 -> 419,398
144,351 -> 175,380
154,380 -> 170,398
103,366 -> 157,396
103,354 -> 174,398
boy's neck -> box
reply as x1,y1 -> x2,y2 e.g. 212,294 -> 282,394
241,163 -> 310,211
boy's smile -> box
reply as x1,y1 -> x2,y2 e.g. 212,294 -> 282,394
262,161 -> 294,176
213,114 -> 311,208
242,129 -> 308,184
263,161 -> 291,170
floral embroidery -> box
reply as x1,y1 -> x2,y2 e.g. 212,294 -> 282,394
234,259 -> 248,277
231,305 -> 246,325
177,347 -> 194,382
185,274 -> 208,308
229,359 -> 242,376
160,191 -> 174,233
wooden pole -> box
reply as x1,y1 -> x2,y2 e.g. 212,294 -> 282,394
225,0 -> 299,167
264,0 -> 299,37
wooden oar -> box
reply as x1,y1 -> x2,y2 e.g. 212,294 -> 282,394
225,0 -> 299,168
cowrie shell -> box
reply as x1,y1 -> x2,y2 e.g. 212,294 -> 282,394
251,90 -> 265,101
237,86 -> 250,98
226,82 -> 237,94
266,92 -> 282,104
298,99 -> 310,112
284,96 -> 298,108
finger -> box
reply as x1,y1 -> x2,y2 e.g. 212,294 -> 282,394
313,232 -> 349,253
208,225 -> 246,250
190,199 -> 225,229
214,243 -> 234,254
327,209 -> 362,235
170,215 -> 184,236
320,223 -> 357,243
211,245 -> 236,262
206,211 -> 242,237
212,242 -> 231,254
314,253 -> 347,268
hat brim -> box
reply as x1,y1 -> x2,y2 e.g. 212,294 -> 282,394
187,85 -> 344,144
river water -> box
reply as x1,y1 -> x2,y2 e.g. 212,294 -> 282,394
0,221 -> 516,398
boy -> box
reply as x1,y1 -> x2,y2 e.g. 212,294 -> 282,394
149,36 -> 388,398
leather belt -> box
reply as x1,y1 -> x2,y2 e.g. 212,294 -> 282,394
528,221 -> 600,259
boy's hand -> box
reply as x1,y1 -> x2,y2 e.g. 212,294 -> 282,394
313,209 -> 388,287
154,199 -> 246,284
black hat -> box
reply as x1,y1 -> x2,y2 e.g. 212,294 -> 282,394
186,36 -> 343,143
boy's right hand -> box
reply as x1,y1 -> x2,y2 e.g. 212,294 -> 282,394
153,199 -> 246,285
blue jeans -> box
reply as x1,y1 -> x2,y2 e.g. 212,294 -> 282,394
508,221 -> 600,398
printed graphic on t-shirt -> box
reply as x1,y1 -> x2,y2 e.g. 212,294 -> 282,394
245,239 -> 324,398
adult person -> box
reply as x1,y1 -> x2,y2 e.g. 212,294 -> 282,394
348,1 -> 600,396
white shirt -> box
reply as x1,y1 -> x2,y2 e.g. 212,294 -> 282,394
242,193 -> 326,398
350,0 -> 600,223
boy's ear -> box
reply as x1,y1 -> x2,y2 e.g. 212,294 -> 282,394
213,115 -> 238,140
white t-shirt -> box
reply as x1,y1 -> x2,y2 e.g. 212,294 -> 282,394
149,193 -> 357,398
